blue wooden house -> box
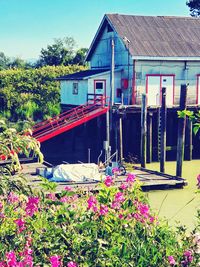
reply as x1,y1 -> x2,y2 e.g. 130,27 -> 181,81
58,14 -> 200,108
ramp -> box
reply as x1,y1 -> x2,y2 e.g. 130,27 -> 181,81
32,97 -> 109,143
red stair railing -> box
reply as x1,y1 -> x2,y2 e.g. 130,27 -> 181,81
32,96 -> 109,142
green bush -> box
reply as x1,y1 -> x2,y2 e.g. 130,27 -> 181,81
0,65 -> 87,121
0,173 -> 199,266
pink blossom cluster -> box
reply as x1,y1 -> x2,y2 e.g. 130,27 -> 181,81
104,176 -> 114,187
126,173 -> 136,183
50,255 -> 61,267
49,256 -> 77,267
181,250 -> 193,266
0,236 -> 34,266
87,196 -> 109,216
111,192 -> 126,210
25,197 -> 39,217
168,255 -> 176,265
46,193 -> 57,201
60,194 -> 78,203
7,192 -> 19,204
87,196 -> 98,212
14,218 -> 26,233
133,201 -> 155,224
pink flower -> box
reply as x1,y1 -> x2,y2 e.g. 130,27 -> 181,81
104,176 -> 113,187
138,203 -> 149,218
99,205 -> 109,216
6,251 -> 17,267
168,256 -> 176,265
23,255 -> 34,267
111,201 -> 121,210
64,186 -> 73,191
126,173 -> 136,183
87,196 -> 98,212
149,216 -> 155,223
114,192 -> 125,203
0,201 -> 3,210
67,262 -> 77,267
112,167 -> 120,174
8,192 -> 19,203
184,250 -> 193,263
25,197 -> 39,217
118,214 -> 123,219
50,255 -> 61,267
47,193 -> 56,201
119,183 -> 128,190
60,196 -> 69,203
14,218 -> 26,233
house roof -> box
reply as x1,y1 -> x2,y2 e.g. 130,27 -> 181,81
57,68 -> 110,80
86,14 -> 200,60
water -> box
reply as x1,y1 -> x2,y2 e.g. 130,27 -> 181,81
146,160 -> 200,231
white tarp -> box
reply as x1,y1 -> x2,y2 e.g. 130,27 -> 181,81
49,163 -> 103,182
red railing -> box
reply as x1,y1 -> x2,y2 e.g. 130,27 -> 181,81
32,96 -> 109,142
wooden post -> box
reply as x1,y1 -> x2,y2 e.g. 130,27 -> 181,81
119,116 -> 123,161
106,110 -> 110,161
147,112 -> 153,163
156,107 -> 161,162
160,88 -> 167,173
141,94 -> 147,167
176,84 -> 188,177
185,118 -> 193,161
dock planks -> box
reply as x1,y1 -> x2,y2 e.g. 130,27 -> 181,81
17,162 -> 187,192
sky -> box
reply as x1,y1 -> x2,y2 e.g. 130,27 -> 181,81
0,0 -> 190,60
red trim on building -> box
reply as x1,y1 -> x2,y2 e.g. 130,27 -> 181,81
93,79 -> 106,97
196,75 -> 200,105
132,60 -> 136,105
146,74 -> 175,105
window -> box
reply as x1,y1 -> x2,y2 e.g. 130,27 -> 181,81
95,82 -> 103,90
72,82 -> 78,95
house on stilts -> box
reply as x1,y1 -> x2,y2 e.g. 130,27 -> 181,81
33,14 -> 200,162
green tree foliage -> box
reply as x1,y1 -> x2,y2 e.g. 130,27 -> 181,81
38,37 -> 87,66
186,0 -> 200,17
73,48 -> 88,65
0,52 -> 10,71
0,65 -> 87,121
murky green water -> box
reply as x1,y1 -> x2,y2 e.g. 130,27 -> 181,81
146,160 -> 200,231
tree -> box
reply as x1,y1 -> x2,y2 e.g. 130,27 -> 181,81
73,48 -> 88,65
186,0 -> 200,17
39,37 -> 77,66
0,52 -> 10,70
8,57 -> 27,69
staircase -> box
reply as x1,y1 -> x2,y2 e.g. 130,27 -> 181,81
32,96 -> 109,143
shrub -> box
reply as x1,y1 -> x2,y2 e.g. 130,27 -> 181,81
0,173 -> 199,266
0,65 -> 87,121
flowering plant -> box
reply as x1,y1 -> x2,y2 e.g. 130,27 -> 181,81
0,171 -> 199,266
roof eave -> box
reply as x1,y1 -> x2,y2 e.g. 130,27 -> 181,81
132,56 -> 200,61
85,14 -> 117,62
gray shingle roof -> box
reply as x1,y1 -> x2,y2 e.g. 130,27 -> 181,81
91,14 -> 200,58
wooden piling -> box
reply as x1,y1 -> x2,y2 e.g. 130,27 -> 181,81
156,107 -> 161,162
147,112 -> 153,163
185,118 -> 193,161
160,88 -> 167,173
176,84 -> 188,177
141,94 -> 147,168
119,116 -> 123,161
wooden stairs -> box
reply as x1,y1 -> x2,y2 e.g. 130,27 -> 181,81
32,97 -> 109,143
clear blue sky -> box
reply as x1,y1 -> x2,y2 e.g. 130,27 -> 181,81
0,0 -> 190,60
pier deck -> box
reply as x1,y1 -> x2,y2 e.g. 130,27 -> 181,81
19,162 -> 187,192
